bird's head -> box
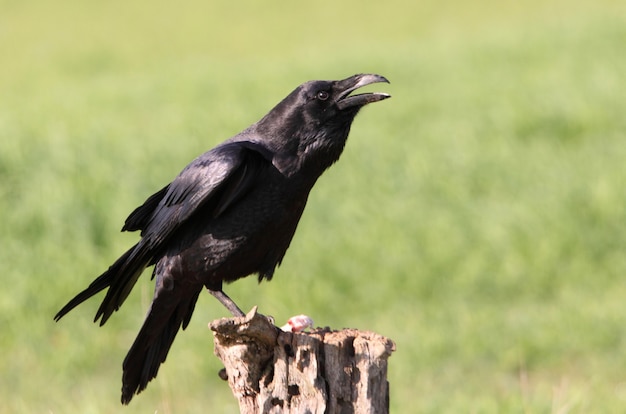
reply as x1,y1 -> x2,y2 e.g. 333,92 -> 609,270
256,74 -> 390,175
298,73 -> 391,121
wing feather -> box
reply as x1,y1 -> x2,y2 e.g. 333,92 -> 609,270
140,141 -> 270,249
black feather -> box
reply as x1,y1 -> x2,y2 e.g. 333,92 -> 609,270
54,74 -> 390,404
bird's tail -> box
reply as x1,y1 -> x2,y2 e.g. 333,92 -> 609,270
121,285 -> 202,404
54,242 -> 152,325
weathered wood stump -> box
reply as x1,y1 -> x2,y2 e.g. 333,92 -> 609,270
209,307 -> 395,414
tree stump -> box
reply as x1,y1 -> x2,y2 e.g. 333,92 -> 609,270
209,307 -> 395,414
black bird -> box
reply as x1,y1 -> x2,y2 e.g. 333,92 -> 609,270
54,73 -> 390,404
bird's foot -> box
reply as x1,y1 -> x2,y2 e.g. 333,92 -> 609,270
208,288 -> 245,317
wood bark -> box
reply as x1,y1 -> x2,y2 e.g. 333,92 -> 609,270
209,307 -> 395,414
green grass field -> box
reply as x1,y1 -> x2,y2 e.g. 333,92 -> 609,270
2,0 -> 626,412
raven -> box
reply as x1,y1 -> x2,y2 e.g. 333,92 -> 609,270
54,73 -> 390,404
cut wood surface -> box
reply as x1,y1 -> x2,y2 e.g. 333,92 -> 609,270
210,307 -> 395,414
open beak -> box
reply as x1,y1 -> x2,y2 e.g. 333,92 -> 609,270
336,74 -> 391,110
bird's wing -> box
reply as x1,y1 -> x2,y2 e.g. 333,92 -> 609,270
84,141 -> 271,324
139,141 -> 270,249
122,185 -> 170,233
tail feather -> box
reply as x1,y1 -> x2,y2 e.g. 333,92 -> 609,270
54,242 -> 152,324
121,286 -> 202,404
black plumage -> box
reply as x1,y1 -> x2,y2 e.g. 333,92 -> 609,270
54,73 -> 390,404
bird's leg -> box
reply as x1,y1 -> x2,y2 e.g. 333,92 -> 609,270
208,288 -> 245,317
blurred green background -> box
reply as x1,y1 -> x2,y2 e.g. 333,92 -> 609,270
2,0 -> 626,412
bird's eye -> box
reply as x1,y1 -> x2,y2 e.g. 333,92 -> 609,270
316,90 -> 330,101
